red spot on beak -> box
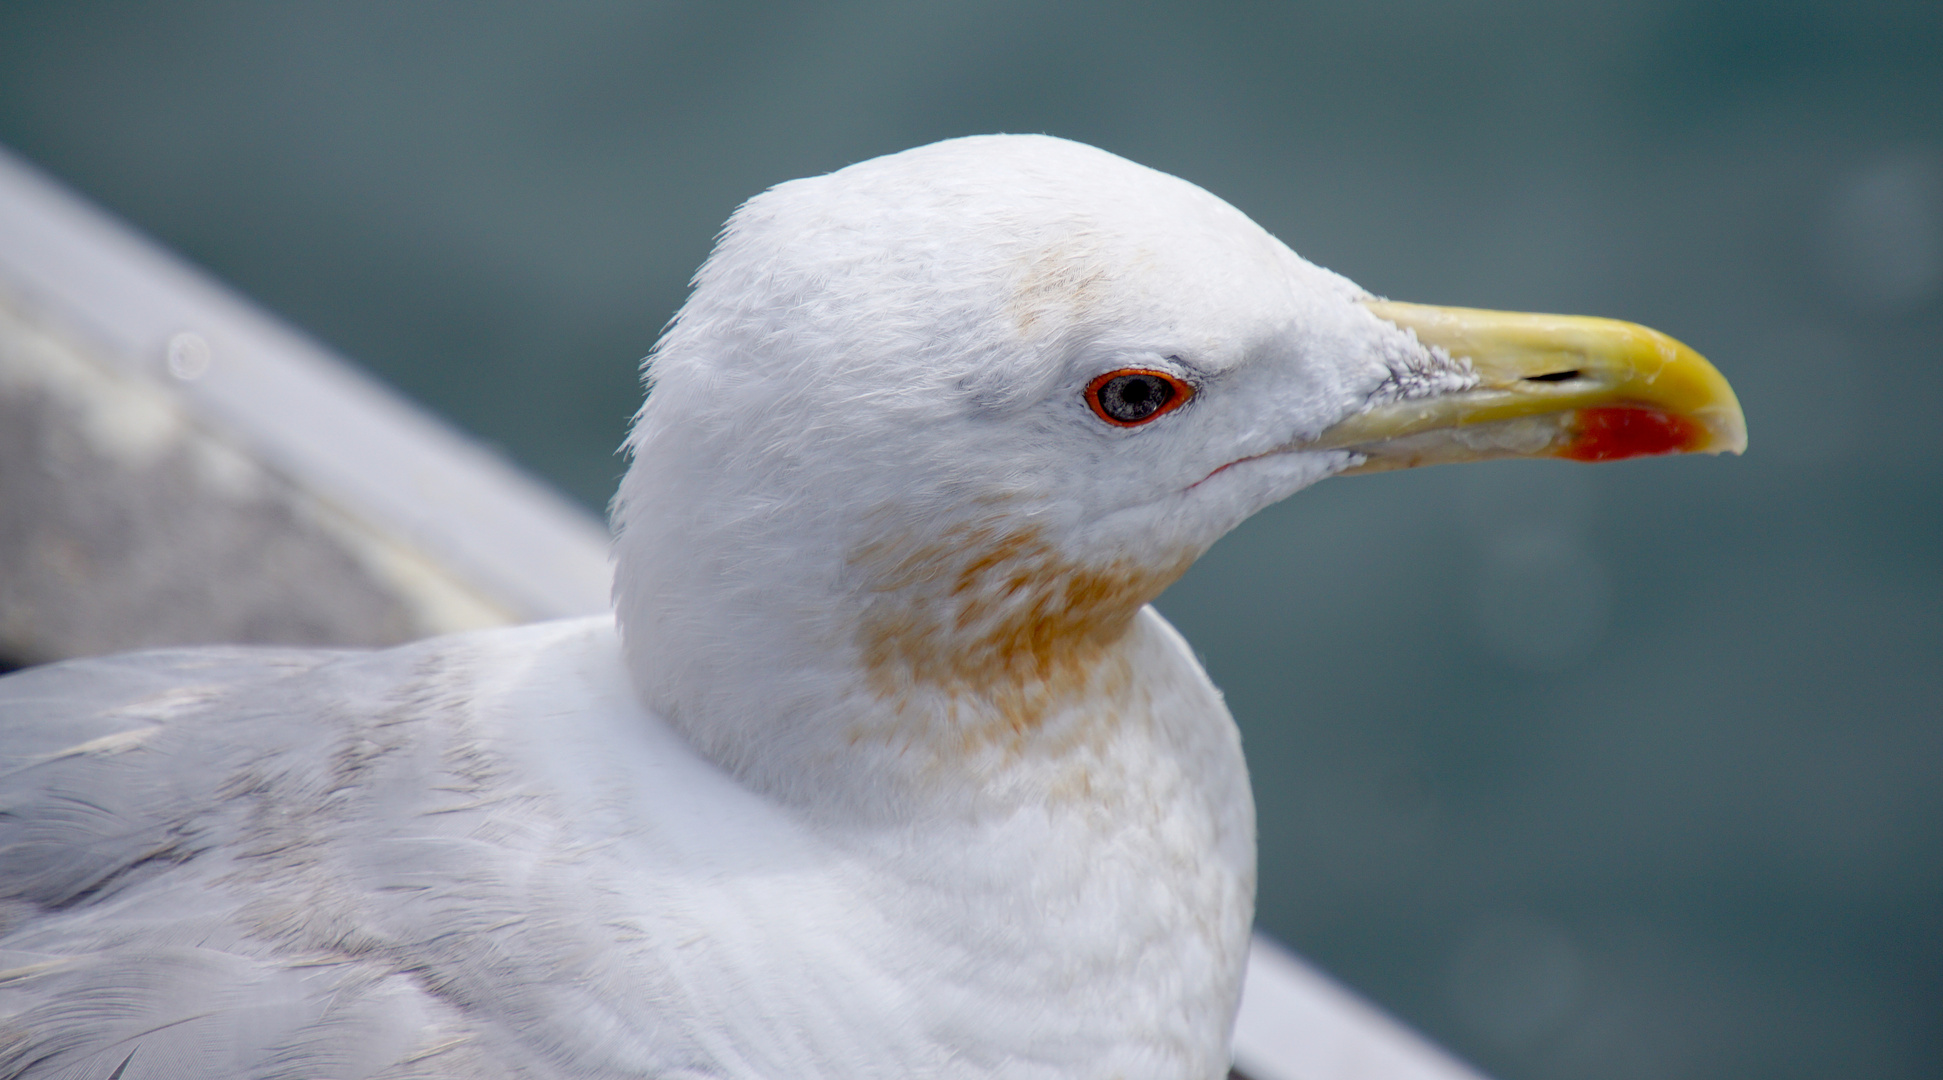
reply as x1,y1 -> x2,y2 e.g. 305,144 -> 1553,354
1563,406 -> 1703,462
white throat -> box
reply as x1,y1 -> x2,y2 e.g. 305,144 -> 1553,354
613,429 -> 1209,817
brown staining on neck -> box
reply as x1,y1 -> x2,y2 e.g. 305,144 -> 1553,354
851,521 -> 1193,748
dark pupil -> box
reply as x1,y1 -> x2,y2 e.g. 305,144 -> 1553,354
1103,374 -> 1172,421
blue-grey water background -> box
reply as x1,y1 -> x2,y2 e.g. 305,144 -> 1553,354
2,3 -> 1937,1077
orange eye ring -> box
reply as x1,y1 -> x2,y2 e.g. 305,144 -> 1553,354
1085,368 -> 1195,427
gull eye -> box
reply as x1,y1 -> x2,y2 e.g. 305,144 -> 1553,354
1085,368 -> 1193,427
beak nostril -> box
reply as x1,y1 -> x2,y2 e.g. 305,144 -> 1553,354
1526,370 -> 1581,383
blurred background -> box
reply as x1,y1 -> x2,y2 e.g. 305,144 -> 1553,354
0,2 -> 1937,1077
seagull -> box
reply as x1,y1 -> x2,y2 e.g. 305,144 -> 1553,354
0,135 -> 1743,1080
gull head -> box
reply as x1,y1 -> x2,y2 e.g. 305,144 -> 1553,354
612,135 -> 1743,816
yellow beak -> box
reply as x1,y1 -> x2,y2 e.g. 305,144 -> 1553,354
1316,301 -> 1747,473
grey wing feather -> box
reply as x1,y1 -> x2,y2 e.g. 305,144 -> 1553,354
0,647 -> 527,1080
0,649 -> 333,913
0,947 -> 493,1080
0,647 -> 335,756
